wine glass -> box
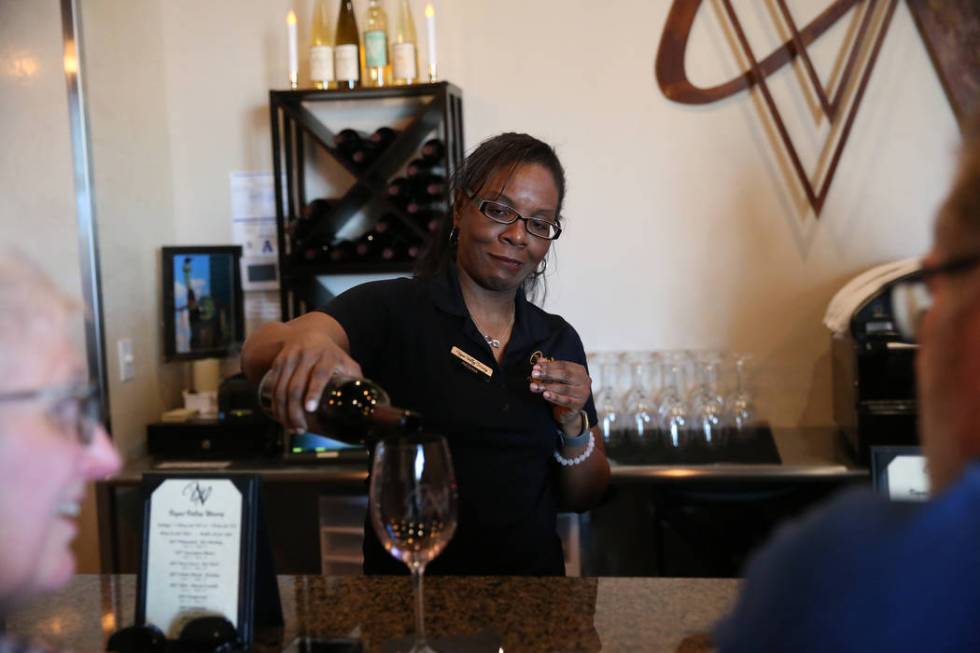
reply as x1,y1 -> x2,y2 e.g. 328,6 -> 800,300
623,352 -> 657,445
728,354 -> 758,435
594,352 -> 624,446
370,434 -> 458,653
658,354 -> 690,448
690,352 -> 727,446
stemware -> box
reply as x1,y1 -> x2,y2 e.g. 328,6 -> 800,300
370,434 -> 458,653
594,352 -> 625,445
658,354 -> 690,448
623,352 -> 657,444
728,354 -> 758,434
690,352 -> 727,445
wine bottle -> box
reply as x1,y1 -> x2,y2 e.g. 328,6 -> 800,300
363,0 -> 391,87
310,0 -> 335,89
391,0 -> 419,85
370,126 -> 399,150
258,372 -> 422,444
406,198 -> 447,216
420,139 -> 445,162
328,239 -> 356,262
406,158 -> 446,178
351,141 -> 380,168
333,128 -> 364,162
334,0 -> 361,90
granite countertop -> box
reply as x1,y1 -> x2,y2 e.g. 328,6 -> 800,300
7,575 -> 740,652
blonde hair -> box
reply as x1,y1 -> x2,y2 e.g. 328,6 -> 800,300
0,250 -> 80,391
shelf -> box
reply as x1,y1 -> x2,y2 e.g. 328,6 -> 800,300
270,82 -> 464,319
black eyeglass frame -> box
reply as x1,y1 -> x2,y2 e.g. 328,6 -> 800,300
466,192 -> 563,241
0,382 -> 99,445
898,252 -> 980,284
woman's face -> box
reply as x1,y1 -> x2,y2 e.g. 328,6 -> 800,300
454,162 -> 559,293
0,326 -> 120,607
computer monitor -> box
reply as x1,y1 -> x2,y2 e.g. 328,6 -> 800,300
162,246 -> 245,362
871,445 -> 929,502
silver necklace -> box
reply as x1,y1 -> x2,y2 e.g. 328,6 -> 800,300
471,312 -> 514,350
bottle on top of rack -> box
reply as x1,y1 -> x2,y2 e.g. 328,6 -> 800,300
258,371 -> 421,445
420,139 -> 446,162
310,0 -> 335,89
391,0 -> 419,85
334,0 -> 361,89
363,0 -> 391,87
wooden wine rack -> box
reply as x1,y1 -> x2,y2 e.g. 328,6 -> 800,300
269,82 -> 464,320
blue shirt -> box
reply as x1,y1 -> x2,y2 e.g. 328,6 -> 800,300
715,464 -> 980,652
326,263 -> 596,575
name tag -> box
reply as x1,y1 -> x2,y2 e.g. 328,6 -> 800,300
451,346 -> 493,380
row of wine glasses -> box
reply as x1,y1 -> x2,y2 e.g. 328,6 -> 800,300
589,351 -> 760,448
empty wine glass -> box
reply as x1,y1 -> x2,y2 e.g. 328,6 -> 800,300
658,354 -> 690,448
594,352 -> 624,445
690,352 -> 727,445
728,354 -> 758,434
623,352 -> 657,444
370,434 -> 458,653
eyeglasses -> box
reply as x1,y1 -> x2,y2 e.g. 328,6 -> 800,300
890,253 -> 980,342
106,616 -> 243,653
0,382 -> 100,446
468,194 -> 562,240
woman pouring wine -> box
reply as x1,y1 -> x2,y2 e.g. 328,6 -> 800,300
242,132 -> 610,575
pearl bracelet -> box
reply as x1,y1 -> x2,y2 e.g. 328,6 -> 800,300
554,431 -> 595,467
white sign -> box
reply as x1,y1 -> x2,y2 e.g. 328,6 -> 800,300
887,455 -> 930,502
230,171 -> 281,292
144,479 -> 243,636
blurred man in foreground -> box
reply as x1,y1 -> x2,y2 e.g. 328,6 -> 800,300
0,252 -> 121,649
717,118 -> 980,652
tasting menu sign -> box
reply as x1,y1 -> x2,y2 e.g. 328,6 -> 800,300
136,474 -> 282,644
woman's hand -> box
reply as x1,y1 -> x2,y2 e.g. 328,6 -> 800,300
254,316 -> 361,433
529,358 -> 592,432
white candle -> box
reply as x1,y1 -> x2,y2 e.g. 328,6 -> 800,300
425,3 -> 437,82
287,10 -> 298,89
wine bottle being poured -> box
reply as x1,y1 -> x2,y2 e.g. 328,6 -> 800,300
258,372 -> 422,445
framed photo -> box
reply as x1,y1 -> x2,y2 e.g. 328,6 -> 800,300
162,246 -> 245,361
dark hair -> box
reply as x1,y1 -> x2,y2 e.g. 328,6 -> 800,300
414,132 -> 567,302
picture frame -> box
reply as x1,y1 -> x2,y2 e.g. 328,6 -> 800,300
161,246 -> 245,361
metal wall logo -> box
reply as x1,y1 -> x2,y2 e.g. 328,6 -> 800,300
656,0 -> 898,215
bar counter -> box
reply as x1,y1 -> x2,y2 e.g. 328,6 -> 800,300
7,575 -> 740,652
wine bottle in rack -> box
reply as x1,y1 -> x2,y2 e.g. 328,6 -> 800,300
351,141 -> 380,168
406,198 -> 446,216
334,0 -> 361,90
406,158 -> 447,178
310,0 -> 335,89
391,0 -> 419,85
370,127 -> 399,150
329,239 -> 356,262
363,0 -> 391,87
420,139 -> 446,162
333,129 -> 363,162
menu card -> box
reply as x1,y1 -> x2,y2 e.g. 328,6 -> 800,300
144,478 -> 243,636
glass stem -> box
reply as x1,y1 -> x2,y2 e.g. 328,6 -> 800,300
412,563 -> 427,649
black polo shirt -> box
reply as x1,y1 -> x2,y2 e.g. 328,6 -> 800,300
325,263 -> 597,575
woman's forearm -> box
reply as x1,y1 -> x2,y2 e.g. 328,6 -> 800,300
558,426 -> 611,512
240,311 -> 350,384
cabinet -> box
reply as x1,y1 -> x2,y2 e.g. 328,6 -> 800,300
269,82 -> 464,319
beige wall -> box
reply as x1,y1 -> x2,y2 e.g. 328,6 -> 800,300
86,0 -> 957,432
0,0 -> 99,571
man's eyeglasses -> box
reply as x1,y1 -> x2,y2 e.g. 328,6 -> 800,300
468,194 -> 562,240
0,382 -> 100,446
890,253 -> 980,341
